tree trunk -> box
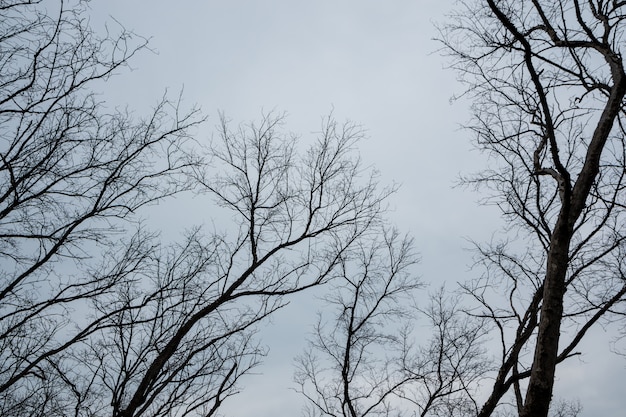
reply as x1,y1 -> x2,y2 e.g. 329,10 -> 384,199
520,219 -> 570,417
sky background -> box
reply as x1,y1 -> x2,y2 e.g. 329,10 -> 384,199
86,2 -> 624,416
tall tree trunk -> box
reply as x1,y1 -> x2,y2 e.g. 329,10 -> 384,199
521,65 -> 626,417
520,220 -> 570,417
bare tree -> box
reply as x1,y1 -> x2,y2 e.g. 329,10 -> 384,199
295,229 -> 488,417
0,1 -> 203,416
98,113 -> 390,417
0,1 -> 393,416
441,1 -> 626,416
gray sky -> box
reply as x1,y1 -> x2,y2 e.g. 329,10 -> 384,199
87,2 -> 624,416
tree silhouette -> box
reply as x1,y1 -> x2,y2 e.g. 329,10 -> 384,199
0,2 -> 393,416
441,1 -> 626,416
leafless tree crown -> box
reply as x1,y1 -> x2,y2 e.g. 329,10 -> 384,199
0,2 -> 393,417
441,1 -> 626,416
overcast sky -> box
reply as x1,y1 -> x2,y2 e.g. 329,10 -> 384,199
87,2 -> 624,416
